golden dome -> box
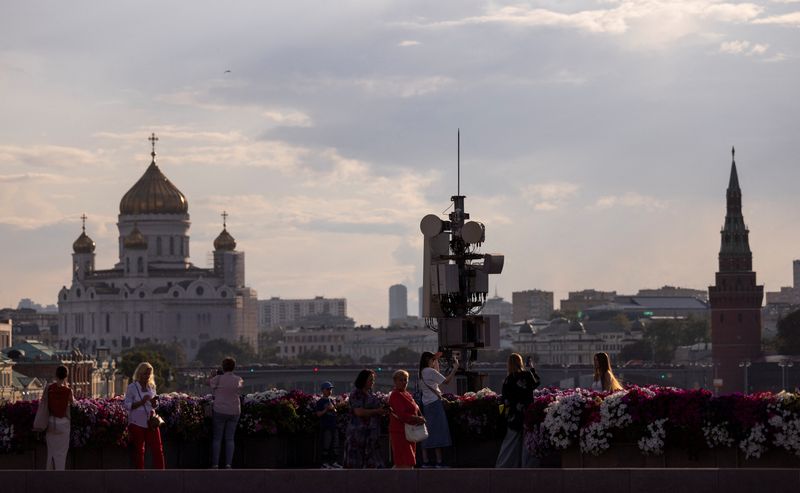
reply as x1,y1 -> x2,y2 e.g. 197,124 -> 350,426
214,228 -> 236,251
119,160 -> 188,215
72,231 -> 95,254
123,224 -> 148,250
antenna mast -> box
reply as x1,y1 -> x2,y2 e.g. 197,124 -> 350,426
457,129 -> 460,196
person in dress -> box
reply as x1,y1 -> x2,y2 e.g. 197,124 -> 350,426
418,351 -> 458,467
343,369 -> 388,468
388,370 -> 425,469
495,353 -> 540,468
209,357 -> 243,469
591,352 -> 623,391
315,381 -> 342,469
33,365 -> 75,470
124,362 -> 165,469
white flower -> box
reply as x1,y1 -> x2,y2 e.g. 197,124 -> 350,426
703,421 -> 734,448
739,423 -> 767,459
638,418 -> 667,455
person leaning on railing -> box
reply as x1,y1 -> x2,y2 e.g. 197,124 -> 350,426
208,357 -> 243,469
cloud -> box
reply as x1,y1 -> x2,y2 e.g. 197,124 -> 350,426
719,40 -> 770,56
0,172 -> 87,184
408,1 -> 764,48
521,182 -> 580,211
752,11 -> 800,26
593,192 -> 666,210
354,76 -> 453,98
397,40 -> 421,47
0,145 -> 103,169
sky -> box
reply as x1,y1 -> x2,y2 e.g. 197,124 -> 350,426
2,1 -> 800,327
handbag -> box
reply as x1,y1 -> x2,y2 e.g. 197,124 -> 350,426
404,423 -> 429,443
32,384 -> 51,431
136,383 -> 164,430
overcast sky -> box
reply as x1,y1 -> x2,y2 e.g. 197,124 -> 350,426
2,1 -> 800,326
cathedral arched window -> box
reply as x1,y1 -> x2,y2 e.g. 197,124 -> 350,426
106,313 -> 110,333
126,258 -> 130,274
156,237 -> 162,255
140,313 -> 144,332
169,237 -> 175,255
137,257 -> 144,273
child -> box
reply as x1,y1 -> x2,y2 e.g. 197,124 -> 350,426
315,381 -> 342,468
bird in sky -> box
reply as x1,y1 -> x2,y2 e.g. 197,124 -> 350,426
224,70 -> 231,74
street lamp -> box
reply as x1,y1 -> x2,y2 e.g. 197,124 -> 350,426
778,360 -> 794,391
739,360 -> 752,394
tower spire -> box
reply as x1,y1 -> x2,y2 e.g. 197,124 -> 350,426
148,133 -> 159,162
728,146 -> 740,191
221,210 -> 228,229
80,213 -> 87,233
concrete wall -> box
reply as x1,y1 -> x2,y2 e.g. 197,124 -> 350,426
2,468 -> 799,493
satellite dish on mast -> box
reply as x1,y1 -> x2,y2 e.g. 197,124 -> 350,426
420,214 -> 443,237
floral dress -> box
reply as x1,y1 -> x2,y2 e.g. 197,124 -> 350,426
344,388 -> 385,468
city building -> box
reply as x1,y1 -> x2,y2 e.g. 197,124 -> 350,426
0,307 -> 59,346
2,341 -> 95,397
481,292 -> 513,326
389,284 -> 408,326
582,295 -> 709,320
0,319 -> 10,350
57,137 -> 258,361
512,289 -> 554,322
258,296 -> 349,330
636,286 -> 708,302
709,149 -> 763,394
513,318 -> 642,366
277,326 -> 437,363
0,321 -> 12,403
559,289 -> 617,314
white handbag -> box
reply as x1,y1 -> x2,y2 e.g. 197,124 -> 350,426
404,423 -> 429,443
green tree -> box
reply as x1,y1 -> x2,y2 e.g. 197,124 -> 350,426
777,309 -> 800,354
119,348 -> 174,391
619,340 -> 654,362
381,347 -> 420,364
195,339 -> 257,367
258,328 -> 284,362
135,341 -> 186,368
642,316 -> 710,363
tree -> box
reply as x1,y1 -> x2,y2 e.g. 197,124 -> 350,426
119,348 -> 174,391
135,341 -> 186,368
381,347 -> 420,364
619,340 -> 653,362
642,316 -> 710,363
777,309 -> 800,354
258,328 -> 284,362
195,339 -> 257,367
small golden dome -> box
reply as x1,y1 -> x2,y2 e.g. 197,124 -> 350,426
214,228 -> 236,251
119,160 -> 188,215
72,232 -> 95,254
123,224 -> 148,250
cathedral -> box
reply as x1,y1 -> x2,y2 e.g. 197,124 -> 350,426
57,135 -> 258,361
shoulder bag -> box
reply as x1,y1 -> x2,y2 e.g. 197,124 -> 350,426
136,383 -> 164,430
32,384 -> 51,431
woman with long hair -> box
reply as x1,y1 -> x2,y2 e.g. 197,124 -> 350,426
592,352 -> 623,391
495,353 -> 540,468
388,369 -> 425,469
209,357 -> 243,469
32,365 -> 75,470
124,361 -> 165,469
343,369 -> 388,468
418,351 -> 458,468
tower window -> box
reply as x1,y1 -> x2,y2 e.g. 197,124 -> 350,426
137,257 -> 144,273
169,237 -> 175,255
156,237 -> 162,255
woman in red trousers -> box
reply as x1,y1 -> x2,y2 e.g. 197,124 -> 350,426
124,362 -> 165,469
388,369 -> 426,469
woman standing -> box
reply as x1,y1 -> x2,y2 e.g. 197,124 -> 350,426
343,369 -> 388,468
124,362 -> 165,469
592,352 -> 623,391
33,365 -> 75,470
419,351 -> 458,468
209,357 -> 243,469
388,370 -> 425,469
495,353 -> 540,468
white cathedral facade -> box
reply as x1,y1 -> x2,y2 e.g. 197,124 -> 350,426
57,136 -> 258,361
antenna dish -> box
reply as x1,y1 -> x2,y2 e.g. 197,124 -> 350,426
420,214 -> 444,237
462,221 -> 485,244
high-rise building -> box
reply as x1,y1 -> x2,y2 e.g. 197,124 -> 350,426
709,149 -> 763,394
389,284 -> 408,326
258,297 -> 349,330
512,289 -> 554,322
794,260 -> 800,289
57,137 -> 258,361
559,289 -> 617,314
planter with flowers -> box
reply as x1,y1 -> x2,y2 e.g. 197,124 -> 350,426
524,386 -> 800,468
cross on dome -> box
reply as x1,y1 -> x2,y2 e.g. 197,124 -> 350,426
221,210 -> 229,229
148,133 -> 159,161
80,213 -> 87,232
